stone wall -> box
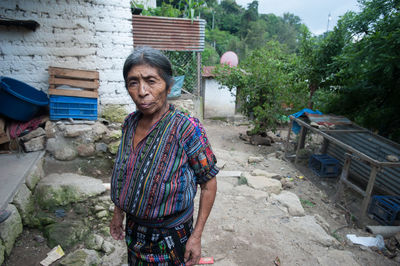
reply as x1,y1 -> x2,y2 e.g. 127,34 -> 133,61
0,0 -> 135,112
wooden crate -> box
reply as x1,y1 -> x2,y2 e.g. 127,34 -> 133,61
48,67 -> 99,98
0,118 -> 10,144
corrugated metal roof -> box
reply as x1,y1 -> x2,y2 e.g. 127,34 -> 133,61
326,129 -> 400,195
293,115 -> 400,195
132,15 -> 205,52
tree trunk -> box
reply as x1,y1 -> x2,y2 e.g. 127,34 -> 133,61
308,83 -> 317,109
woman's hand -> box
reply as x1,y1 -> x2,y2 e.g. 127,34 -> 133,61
184,234 -> 201,266
110,206 -> 125,240
185,177 -> 217,265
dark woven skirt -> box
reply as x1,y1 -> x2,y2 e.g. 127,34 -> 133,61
125,215 -> 193,266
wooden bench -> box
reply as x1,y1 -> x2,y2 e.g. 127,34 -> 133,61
48,67 -> 99,98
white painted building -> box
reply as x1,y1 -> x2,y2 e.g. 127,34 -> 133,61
0,0 -> 155,112
202,66 -> 237,118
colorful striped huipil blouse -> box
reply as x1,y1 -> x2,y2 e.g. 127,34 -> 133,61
111,104 -> 219,228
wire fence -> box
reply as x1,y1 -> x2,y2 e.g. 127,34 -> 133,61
164,51 -> 199,94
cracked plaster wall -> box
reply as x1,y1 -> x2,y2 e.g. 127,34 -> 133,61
0,0 -> 136,112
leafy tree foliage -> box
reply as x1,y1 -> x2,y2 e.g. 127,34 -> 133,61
315,0 -> 400,142
213,41 -> 308,133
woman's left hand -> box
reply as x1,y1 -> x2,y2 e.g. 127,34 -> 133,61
184,234 -> 201,266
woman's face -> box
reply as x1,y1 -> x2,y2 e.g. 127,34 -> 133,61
126,64 -> 171,118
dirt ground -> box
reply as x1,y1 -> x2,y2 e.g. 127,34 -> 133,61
4,118 -> 399,265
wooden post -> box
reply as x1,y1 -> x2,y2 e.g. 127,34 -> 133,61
197,52 -> 203,120
359,165 -> 380,228
295,126 -> 307,165
321,138 -> 329,154
334,155 -> 352,202
285,119 -> 294,156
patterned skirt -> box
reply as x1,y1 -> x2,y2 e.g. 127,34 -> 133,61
125,215 -> 193,266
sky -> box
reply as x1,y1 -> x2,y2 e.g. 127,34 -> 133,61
235,0 -> 361,35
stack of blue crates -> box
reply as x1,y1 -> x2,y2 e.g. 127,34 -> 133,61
50,95 -> 97,120
369,196 -> 400,225
309,154 -> 340,178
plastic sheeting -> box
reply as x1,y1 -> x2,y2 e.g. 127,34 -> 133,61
289,108 -> 322,134
168,76 -> 185,99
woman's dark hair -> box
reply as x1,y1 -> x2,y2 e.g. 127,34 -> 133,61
123,47 -> 174,90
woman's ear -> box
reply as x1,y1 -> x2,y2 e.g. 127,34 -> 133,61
167,79 -> 174,95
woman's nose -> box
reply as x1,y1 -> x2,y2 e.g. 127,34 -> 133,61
138,82 -> 148,96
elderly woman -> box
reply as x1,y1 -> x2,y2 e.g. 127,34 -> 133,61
110,47 -> 218,266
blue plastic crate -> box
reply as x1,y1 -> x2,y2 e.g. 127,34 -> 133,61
309,154 -> 340,178
369,196 -> 400,225
50,95 -> 97,120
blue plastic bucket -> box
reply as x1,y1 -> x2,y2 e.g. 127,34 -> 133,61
0,77 -> 49,121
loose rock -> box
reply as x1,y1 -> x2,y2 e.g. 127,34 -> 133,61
271,191 -> 305,216
108,140 -> 121,155
96,210 -> 108,219
12,184 -> 35,225
0,204 -> 23,256
46,137 -> 77,161
251,169 -> 281,179
77,143 -> 95,157
246,174 -> 282,194
250,135 -> 271,146
64,125 -> 92,138
95,142 -> 108,153
59,249 -> 100,266
35,173 -> 106,209
20,127 -> 46,142
45,121 -> 56,138
23,136 -> 46,152
102,240 -> 115,254
85,234 -> 104,251
44,221 -> 89,250
248,156 -> 264,163
286,215 -> 339,247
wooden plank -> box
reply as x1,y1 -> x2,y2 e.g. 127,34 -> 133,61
359,165 -> 380,228
295,126 -> 307,165
49,67 -> 99,80
0,135 -> 9,145
321,129 -> 369,133
49,88 -> 98,98
0,118 -> 9,144
49,77 -> 98,90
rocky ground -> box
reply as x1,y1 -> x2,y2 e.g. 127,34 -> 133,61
3,118 -> 399,265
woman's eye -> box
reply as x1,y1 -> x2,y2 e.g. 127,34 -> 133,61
128,81 -> 138,88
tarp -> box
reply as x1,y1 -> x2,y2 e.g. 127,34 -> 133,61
167,76 -> 185,99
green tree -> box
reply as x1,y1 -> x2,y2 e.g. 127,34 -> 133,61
205,28 -> 240,55
202,44 -> 220,66
214,41 -> 308,133
214,0 -> 244,34
323,0 -> 400,141
259,13 -> 304,53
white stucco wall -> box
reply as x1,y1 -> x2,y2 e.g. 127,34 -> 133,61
204,78 -> 236,118
0,0 -> 135,111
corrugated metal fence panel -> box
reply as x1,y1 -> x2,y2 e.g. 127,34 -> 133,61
326,131 -> 400,195
132,15 -> 205,52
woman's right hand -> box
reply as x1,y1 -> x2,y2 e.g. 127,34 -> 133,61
110,206 -> 125,240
